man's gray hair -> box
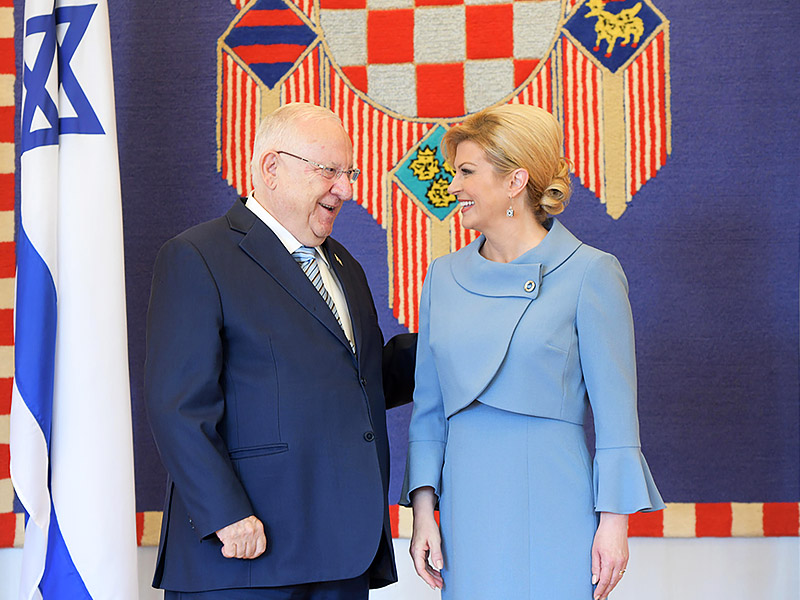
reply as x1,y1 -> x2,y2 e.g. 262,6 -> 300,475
250,103 -> 343,181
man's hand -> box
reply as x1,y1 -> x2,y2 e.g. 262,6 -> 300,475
215,515 -> 267,559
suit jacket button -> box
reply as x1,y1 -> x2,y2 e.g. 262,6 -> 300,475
524,280 -> 536,292
363,431 -> 375,442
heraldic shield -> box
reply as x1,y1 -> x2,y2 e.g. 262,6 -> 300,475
217,0 -> 670,332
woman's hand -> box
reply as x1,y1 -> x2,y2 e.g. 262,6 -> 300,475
409,487 -> 444,591
591,512 -> 629,600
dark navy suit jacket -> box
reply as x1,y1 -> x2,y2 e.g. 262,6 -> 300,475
145,199 -> 414,592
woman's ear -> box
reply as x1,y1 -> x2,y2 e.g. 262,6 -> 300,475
509,168 -> 529,198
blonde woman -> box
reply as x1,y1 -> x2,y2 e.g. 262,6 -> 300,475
401,105 -> 664,600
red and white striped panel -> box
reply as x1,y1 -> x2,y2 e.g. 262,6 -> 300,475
629,502 -> 800,538
510,54 -> 554,113
281,44 -> 321,106
561,38 -> 603,199
330,67 -> 431,227
0,512 -> 23,548
135,511 -> 163,547
291,0 -> 315,22
391,185 -> 430,333
450,210 -> 480,253
220,51 -> 259,196
0,0 -> 16,548
231,0 -> 316,22
625,30 -> 668,199
14,502 -> 800,547
390,502 -> 800,540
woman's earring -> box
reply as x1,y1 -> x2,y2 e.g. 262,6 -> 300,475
506,197 -> 514,218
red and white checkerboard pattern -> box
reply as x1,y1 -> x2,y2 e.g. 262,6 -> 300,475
319,0 -> 561,117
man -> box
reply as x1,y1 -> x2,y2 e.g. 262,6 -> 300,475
145,103 -> 415,599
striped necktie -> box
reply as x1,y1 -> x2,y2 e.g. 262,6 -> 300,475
292,246 -> 355,353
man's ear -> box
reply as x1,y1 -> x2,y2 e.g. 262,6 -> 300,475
259,151 -> 279,190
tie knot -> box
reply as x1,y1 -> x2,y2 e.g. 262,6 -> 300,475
292,246 -> 317,264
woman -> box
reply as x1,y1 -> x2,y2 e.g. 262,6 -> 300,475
400,104 -> 665,600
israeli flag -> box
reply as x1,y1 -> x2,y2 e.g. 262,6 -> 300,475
10,1 -> 138,598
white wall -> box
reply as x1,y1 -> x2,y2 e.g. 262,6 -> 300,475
1,538 -> 797,599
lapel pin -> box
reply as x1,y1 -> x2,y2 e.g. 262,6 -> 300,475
334,253 -> 343,266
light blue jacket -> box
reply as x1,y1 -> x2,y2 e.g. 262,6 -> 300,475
402,219 -> 664,514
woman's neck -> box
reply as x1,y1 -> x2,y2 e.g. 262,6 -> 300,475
480,216 -> 549,263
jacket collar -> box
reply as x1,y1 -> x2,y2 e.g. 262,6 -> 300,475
450,218 -> 583,299
226,196 -> 257,233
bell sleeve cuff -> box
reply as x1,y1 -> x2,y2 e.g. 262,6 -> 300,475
593,446 -> 666,514
399,440 -> 445,507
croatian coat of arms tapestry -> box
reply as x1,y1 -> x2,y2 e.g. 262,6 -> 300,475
1,0 -> 798,548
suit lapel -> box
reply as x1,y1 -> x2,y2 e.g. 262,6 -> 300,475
227,201 -> 352,352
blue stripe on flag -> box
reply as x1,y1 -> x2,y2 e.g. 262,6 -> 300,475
14,223 -> 57,448
39,505 -> 93,599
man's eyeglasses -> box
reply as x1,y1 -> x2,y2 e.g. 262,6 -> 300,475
277,151 -> 360,184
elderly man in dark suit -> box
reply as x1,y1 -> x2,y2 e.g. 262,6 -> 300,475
145,103 -> 415,599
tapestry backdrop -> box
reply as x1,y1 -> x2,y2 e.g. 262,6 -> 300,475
2,0 -> 799,547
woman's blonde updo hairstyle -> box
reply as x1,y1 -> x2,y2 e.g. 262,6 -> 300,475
442,104 -> 572,222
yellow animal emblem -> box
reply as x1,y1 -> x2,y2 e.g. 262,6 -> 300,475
409,146 -> 441,181
426,176 -> 456,208
584,0 -> 644,58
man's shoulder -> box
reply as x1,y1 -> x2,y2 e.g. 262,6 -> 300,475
175,215 -> 229,244
166,200 -> 250,248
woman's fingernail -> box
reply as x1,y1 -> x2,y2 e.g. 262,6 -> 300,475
435,560 -> 443,570
592,574 -> 599,585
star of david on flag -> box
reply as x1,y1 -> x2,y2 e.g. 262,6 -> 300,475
21,3 -> 105,153
11,1 -> 138,598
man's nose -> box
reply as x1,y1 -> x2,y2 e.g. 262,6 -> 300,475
331,173 -> 353,200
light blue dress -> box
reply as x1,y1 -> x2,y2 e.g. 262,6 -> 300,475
401,219 -> 665,600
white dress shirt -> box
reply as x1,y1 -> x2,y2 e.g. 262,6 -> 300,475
245,193 -> 355,350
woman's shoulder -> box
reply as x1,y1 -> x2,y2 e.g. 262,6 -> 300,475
552,220 -> 623,275
570,244 -> 628,296
573,242 -> 618,266
545,222 -> 627,291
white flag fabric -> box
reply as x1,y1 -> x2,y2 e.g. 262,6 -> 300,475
10,0 -> 139,598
